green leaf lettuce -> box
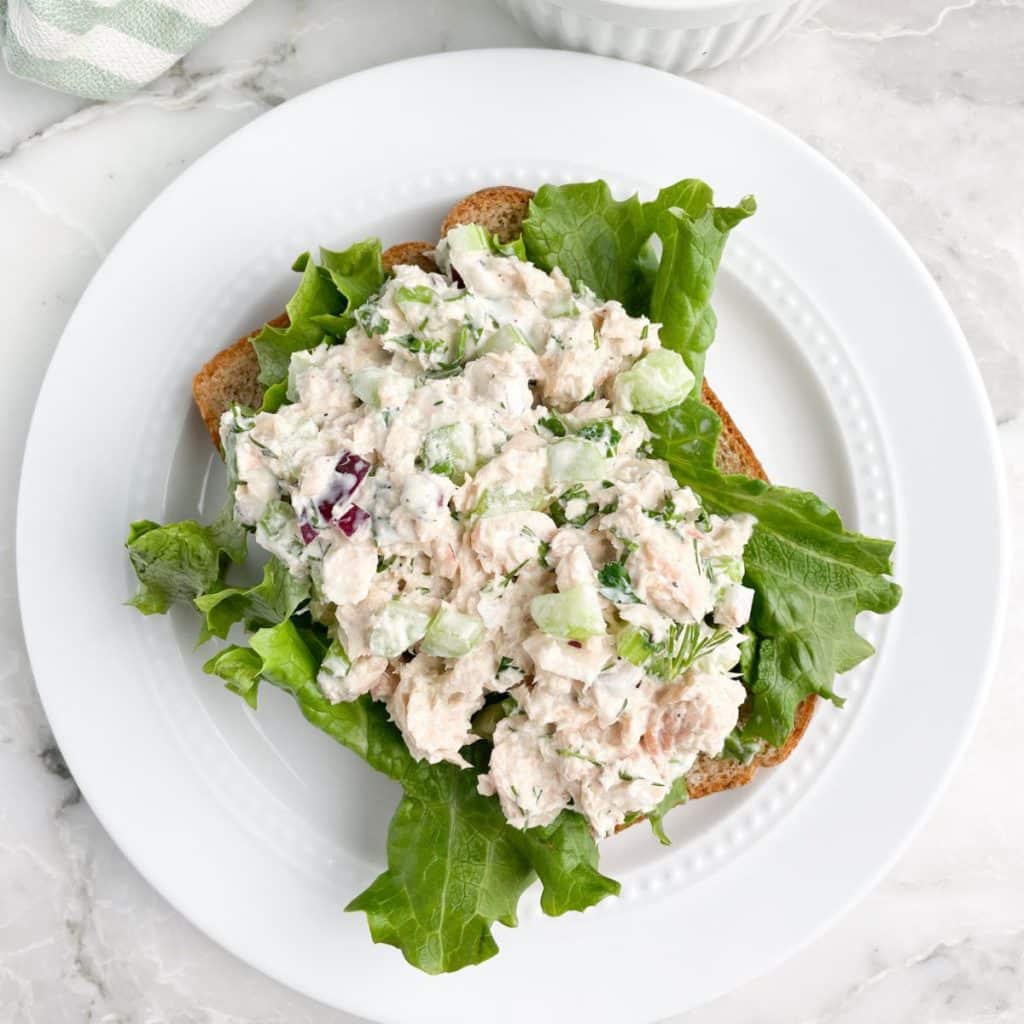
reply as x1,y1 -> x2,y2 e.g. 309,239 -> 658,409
194,557 -> 310,641
125,519 -> 230,615
251,239 -> 387,388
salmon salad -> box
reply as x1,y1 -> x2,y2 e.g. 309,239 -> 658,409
223,226 -> 756,838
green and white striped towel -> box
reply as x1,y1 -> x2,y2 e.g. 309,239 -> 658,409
0,0 -> 253,100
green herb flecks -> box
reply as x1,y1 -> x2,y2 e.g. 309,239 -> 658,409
596,560 -> 640,605
549,484 -> 600,528
576,419 -> 621,457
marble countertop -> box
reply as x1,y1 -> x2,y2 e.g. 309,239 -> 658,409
2,1 -> 1021,1021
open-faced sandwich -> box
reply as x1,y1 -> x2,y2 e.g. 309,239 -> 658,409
125,180 -> 902,973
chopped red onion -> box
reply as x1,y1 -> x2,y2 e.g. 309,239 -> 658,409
318,451 -> 370,522
333,452 -> 370,499
335,504 -> 370,537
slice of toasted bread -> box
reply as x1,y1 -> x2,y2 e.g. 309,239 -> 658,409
191,186 -> 814,795
441,185 -> 535,243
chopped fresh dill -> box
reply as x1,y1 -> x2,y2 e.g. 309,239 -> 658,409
500,559 -> 529,588
538,539 -> 551,568
558,748 -> 604,768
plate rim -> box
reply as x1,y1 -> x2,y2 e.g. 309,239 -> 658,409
16,48 -> 1009,1022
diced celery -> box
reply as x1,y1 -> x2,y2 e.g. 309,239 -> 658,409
477,324 -> 530,357
445,223 -> 492,260
496,236 -> 527,260
617,624 -> 655,666
546,291 -> 578,318
368,602 -> 431,658
445,222 -> 526,262
708,554 -> 744,584
421,603 -> 484,658
351,367 -> 414,409
255,500 -> 302,560
547,437 -> 608,485
613,349 -> 695,414
421,422 -> 477,483
317,638 -> 351,684
530,585 -> 607,640
472,486 -> 548,519
286,349 -> 319,403
396,284 -> 435,306
258,500 -> 296,540
351,366 -> 384,407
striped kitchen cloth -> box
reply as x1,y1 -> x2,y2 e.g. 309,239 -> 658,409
0,0 -> 254,99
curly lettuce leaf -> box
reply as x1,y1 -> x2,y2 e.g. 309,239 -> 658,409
205,501 -> 248,564
647,776 -> 689,846
522,179 -> 754,384
125,520 -> 226,615
647,398 -> 902,747
648,198 -> 755,384
251,240 -> 387,388
205,620 -> 619,973
251,254 -> 344,387
523,181 -> 648,313
203,645 -> 263,708
124,418 -> 250,616
348,784 -> 617,974
347,763 -> 535,973
194,557 -> 310,641
320,239 -> 386,314
513,811 -> 620,917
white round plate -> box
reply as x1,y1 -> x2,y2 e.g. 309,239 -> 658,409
17,50 -> 1007,1023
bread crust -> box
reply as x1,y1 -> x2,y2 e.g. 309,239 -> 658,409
191,187 -> 815,794
382,241 -> 438,273
192,312 -> 288,447
440,186 -> 535,243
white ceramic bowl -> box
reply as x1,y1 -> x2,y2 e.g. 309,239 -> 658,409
498,0 -> 824,73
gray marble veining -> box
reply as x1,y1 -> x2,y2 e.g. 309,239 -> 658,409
1,2 -> 1021,1021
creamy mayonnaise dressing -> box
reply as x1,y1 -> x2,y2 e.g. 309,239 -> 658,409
223,234 -> 757,838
